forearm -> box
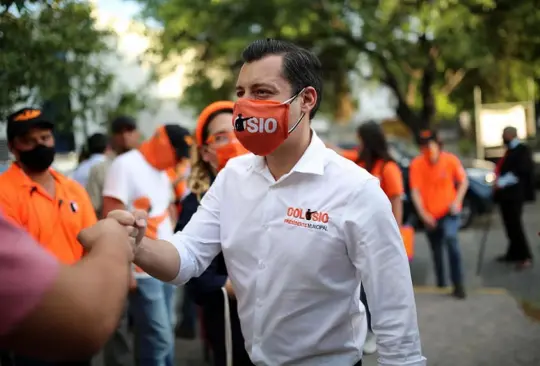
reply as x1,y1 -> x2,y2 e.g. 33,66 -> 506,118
389,196 -> 403,226
72,243 -> 132,331
134,237 -> 181,282
3,242 -> 131,360
410,190 -> 426,217
454,179 -> 468,204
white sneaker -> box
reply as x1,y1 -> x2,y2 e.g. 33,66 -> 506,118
363,331 -> 377,355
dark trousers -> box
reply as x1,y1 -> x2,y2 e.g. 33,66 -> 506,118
354,361 -> 363,366
359,286 -> 371,332
426,215 -> 464,288
499,200 -> 533,261
177,289 -> 197,332
103,305 -> 133,366
202,299 -> 253,366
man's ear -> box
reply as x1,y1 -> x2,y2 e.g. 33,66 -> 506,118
301,86 -> 317,116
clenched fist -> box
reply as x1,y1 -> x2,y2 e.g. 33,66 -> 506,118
78,218 -> 134,261
106,209 -> 148,254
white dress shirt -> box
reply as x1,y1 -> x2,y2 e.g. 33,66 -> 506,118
170,132 -> 425,366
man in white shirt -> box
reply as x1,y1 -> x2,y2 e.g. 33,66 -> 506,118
72,133 -> 110,187
102,39 -> 425,366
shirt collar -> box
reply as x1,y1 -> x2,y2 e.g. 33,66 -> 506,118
508,138 -> 520,149
89,153 -> 107,162
250,130 -> 327,177
5,162 -> 62,189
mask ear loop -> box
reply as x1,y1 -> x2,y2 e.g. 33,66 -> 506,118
288,112 -> 305,134
284,87 -> 307,134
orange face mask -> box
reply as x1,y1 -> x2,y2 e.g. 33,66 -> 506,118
215,141 -> 248,171
139,126 -> 178,170
206,131 -> 248,171
232,90 -> 305,156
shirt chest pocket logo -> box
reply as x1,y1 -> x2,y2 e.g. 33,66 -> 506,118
284,207 -> 330,232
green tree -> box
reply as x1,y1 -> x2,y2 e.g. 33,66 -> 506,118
0,0 -> 115,135
134,0 -> 539,136
103,89 -> 157,131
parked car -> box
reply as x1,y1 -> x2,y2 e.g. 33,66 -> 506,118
338,139 -> 496,229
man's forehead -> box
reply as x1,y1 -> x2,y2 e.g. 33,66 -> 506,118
23,126 -> 52,137
236,55 -> 286,87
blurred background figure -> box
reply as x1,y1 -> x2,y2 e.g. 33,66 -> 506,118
175,101 -> 251,366
102,124 -> 192,366
493,126 -> 535,269
409,130 -> 468,299
72,133 -> 111,188
84,116 -> 141,366
0,108 -> 98,366
86,116 -> 140,218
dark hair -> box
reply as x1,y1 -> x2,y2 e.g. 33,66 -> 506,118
78,146 -> 90,164
241,39 -> 323,119
87,133 -> 109,155
357,121 -> 393,172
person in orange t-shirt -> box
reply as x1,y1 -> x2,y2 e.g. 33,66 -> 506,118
332,121 -> 404,356
409,130 -> 468,300
0,107 -> 97,366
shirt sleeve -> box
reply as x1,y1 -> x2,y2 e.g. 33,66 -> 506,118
343,178 -> 426,366
381,161 -> 404,198
451,155 -> 467,183
0,215 -> 60,336
169,170 -> 224,285
0,188 -> 22,228
102,158 -> 131,205
86,163 -> 104,215
408,158 -> 422,191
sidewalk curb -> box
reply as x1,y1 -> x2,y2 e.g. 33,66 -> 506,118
413,286 -> 509,295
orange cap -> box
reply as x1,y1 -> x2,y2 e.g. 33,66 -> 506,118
195,101 -> 235,146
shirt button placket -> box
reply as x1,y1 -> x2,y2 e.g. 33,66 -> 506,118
252,185 -> 274,347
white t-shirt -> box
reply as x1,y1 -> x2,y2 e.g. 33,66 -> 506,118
103,149 -> 174,277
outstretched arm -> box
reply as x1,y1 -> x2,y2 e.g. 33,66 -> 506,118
0,218 -> 133,361
343,178 -> 425,366
113,170 -> 225,284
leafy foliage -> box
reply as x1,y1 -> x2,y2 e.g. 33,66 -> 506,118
134,0 -> 540,136
0,0 -> 115,133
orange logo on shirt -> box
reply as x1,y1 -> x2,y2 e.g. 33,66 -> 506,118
284,207 -> 329,231
13,109 -> 41,122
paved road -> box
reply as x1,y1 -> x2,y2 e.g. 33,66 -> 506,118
95,200 -> 540,366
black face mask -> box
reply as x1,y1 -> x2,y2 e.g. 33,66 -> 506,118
503,138 -> 511,146
18,144 -> 56,172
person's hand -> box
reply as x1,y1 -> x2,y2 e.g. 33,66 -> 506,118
449,201 -> 462,215
107,209 -> 148,252
421,213 -> 437,230
78,218 -> 134,260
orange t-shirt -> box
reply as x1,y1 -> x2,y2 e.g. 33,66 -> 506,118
409,151 -> 466,219
342,149 -> 404,199
0,163 -> 97,264
366,160 -> 404,199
